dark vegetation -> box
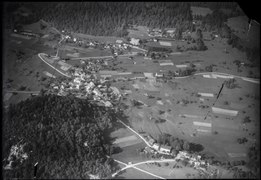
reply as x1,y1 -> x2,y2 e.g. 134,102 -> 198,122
224,79 -> 238,89
5,2 -> 193,37
157,133 -> 204,153
3,94 -> 120,179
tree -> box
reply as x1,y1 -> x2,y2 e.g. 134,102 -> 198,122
196,28 -> 203,40
182,141 -> 190,151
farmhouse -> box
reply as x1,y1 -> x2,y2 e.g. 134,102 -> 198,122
159,145 -> 172,153
159,41 -> 172,46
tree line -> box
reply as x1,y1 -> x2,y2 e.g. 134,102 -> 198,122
5,2 -> 194,37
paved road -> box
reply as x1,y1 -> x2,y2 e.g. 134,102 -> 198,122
70,52 -> 138,60
175,71 -> 260,84
112,158 -> 178,178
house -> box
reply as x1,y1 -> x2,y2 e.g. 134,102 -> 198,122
166,29 -> 176,34
159,145 -> 172,153
130,38 -> 140,46
148,138 -> 156,146
85,82 -> 95,92
152,143 -> 160,150
155,72 -> 164,77
103,101 -> 112,107
74,78 -> 81,84
93,88 -> 102,96
116,39 -> 123,44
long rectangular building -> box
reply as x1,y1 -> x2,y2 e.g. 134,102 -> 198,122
212,107 -> 238,116
193,121 -> 212,128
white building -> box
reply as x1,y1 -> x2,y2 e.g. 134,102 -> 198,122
85,82 -> 95,92
74,78 -> 81,84
152,143 -> 160,150
130,38 -> 140,46
116,39 -> 123,44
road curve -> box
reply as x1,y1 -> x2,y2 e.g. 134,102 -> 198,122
38,53 -> 71,78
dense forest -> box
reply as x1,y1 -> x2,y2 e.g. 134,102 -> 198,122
5,2 -> 193,37
3,94 -> 120,178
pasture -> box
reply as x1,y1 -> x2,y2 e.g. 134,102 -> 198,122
190,6 -> 213,16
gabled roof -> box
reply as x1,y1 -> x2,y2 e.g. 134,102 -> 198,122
160,145 -> 172,150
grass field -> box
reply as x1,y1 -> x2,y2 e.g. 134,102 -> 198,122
190,6 -> 213,16
116,167 -> 156,179
115,63 -> 259,162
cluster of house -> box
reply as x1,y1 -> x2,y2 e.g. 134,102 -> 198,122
13,29 -> 40,38
142,135 -> 214,172
148,28 -> 176,38
61,31 -> 137,55
49,67 -> 121,107
144,135 -> 173,155
3,142 -> 28,170
79,58 -> 109,73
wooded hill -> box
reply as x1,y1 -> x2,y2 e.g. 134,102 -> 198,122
3,94 -> 120,179
5,2 -> 194,37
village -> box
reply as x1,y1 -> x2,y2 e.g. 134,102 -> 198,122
3,2 -> 260,179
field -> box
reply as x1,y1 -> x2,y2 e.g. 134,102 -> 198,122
127,26 -> 150,39
3,27 -> 62,106
190,6 -> 213,16
110,29 -> 260,165
226,16 -> 260,48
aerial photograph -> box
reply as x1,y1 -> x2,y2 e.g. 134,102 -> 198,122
2,2 -> 260,179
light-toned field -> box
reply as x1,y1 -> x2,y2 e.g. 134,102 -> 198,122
136,161 -> 199,179
127,26 -> 150,39
116,167 -> 156,179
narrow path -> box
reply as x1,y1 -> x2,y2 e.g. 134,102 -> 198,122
4,90 -> 40,94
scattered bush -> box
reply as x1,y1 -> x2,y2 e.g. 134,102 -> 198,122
224,79 -> 237,89
237,137 -> 248,144
224,101 -> 229,105
243,116 -> 251,123
18,85 -> 27,91
205,65 -> 213,72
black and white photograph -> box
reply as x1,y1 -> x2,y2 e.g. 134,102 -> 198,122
2,2 -> 260,179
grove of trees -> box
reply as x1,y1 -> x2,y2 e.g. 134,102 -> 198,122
157,133 -> 204,153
